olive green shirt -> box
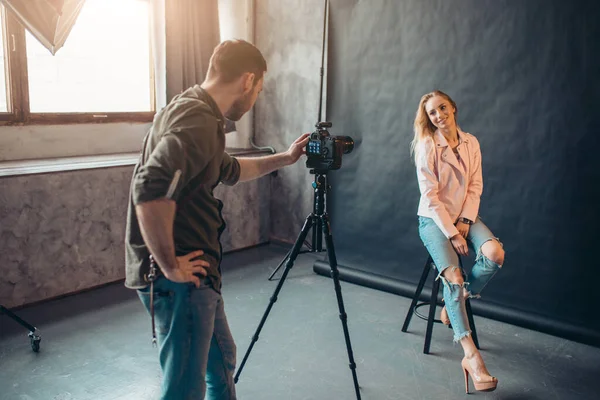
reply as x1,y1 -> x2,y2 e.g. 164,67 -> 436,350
124,85 -> 240,290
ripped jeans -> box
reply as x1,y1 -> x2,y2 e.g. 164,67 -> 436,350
418,216 -> 503,342
138,277 -> 237,400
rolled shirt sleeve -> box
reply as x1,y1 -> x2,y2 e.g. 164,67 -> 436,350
219,152 -> 241,186
132,114 -> 218,205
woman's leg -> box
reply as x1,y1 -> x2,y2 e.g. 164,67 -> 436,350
418,217 -> 470,341
466,218 -> 504,298
419,217 -> 497,390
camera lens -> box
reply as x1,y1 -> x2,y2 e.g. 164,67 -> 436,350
340,136 -> 354,154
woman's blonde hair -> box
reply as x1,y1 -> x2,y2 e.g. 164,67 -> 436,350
410,90 -> 458,161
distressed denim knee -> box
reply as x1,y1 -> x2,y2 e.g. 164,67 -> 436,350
438,267 -> 472,342
467,238 -> 503,297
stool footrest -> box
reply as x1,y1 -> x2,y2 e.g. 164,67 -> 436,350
401,254 -> 480,354
414,302 -> 444,324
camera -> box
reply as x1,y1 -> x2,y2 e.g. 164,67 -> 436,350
305,122 -> 354,171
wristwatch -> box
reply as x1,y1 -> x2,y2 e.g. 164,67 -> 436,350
457,217 -> 473,225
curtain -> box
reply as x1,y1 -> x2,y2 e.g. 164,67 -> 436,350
0,0 -> 85,55
165,0 -> 220,102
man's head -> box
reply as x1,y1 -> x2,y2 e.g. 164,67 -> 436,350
205,39 -> 267,121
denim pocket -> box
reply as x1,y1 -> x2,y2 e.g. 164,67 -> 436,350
138,289 -> 175,335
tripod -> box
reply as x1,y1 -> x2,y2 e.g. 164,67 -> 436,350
267,172 -> 325,281
0,305 -> 41,352
235,171 -> 361,400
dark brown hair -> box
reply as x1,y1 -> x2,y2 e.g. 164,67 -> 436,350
207,39 -> 267,86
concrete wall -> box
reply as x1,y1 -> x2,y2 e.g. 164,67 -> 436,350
0,0 -> 319,307
0,166 -> 269,308
254,0 -> 324,243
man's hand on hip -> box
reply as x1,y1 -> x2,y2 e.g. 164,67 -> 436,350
162,250 -> 210,288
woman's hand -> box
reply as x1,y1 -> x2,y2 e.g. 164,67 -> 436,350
450,234 -> 469,256
456,221 -> 470,238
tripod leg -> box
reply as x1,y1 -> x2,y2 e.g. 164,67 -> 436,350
268,247 -> 313,281
235,215 -> 314,383
0,305 -> 37,332
267,249 -> 291,281
1,305 -> 42,352
321,215 -> 361,400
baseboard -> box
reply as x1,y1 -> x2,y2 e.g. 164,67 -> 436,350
3,278 -> 127,312
222,241 -> 271,255
4,242 -> 274,312
268,237 -> 295,247
313,261 -> 600,349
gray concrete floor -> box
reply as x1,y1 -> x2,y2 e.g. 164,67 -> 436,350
1,244 -> 599,400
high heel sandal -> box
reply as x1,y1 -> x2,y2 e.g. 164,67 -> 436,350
461,357 -> 498,393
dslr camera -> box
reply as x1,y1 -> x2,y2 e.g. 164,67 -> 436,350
305,122 -> 354,171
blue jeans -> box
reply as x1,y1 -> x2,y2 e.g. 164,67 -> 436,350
138,277 -> 236,400
418,216 -> 503,342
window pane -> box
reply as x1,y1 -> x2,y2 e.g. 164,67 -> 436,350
0,17 -> 8,113
26,0 -> 152,113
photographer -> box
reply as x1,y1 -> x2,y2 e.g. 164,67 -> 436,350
124,39 -> 309,400
412,90 -> 504,393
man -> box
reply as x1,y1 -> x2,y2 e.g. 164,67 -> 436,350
124,39 -> 310,399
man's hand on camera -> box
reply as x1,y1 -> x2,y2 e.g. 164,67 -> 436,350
162,250 -> 209,288
285,133 -> 310,164
450,234 -> 469,256
456,221 -> 470,238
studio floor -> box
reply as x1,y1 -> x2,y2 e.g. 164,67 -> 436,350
1,244 -> 599,400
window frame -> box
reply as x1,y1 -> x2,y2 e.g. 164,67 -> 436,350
0,5 -> 155,126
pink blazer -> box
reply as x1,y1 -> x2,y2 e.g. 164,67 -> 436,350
416,129 -> 483,238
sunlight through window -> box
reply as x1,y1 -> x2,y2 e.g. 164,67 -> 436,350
26,0 -> 152,113
0,20 -> 8,112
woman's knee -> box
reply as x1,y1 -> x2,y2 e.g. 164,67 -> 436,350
481,240 -> 505,265
442,266 -> 464,284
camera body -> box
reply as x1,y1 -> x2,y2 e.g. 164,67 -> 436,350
306,122 -> 354,171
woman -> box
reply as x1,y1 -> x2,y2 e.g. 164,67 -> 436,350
411,90 -> 504,393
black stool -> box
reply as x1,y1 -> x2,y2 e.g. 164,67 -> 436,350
401,255 -> 479,354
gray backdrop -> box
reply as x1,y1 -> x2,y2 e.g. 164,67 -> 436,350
319,0 -> 600,346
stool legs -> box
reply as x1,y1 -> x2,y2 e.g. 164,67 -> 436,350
465,299 -> 480,349
402,255 -> 481,353
424,272 -> 441,354
401,256 -> 432,333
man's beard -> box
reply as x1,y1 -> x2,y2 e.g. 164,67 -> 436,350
225,92 -> 252,121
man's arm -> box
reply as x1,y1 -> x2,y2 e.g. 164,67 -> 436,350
237,133 -> 310,182
133,117 -> 219,286
135,198 -> 178,273
135,198 -> 209,287
237,153 -> 293,182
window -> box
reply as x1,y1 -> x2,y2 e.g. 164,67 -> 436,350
0,0 -> 155,124
0,21 -> 8,112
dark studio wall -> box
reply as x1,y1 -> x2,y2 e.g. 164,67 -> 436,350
313,0 -> 600,346
255,0 -> 326,244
